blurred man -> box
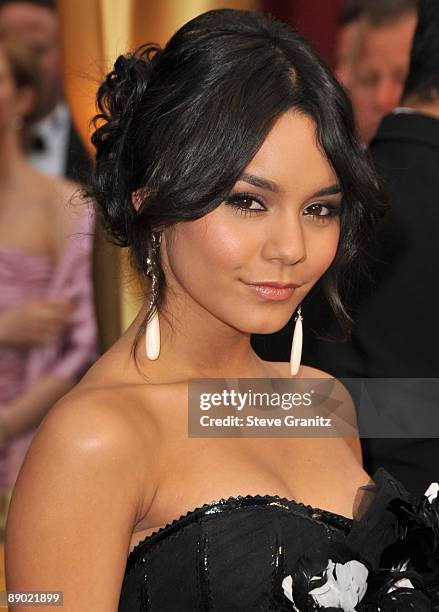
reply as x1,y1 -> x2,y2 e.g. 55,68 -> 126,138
349,0 -> 417,144
0,0 -> 91,181
342,0 -> 439,494
253,0 -> 439,496
334,0 -> 364,90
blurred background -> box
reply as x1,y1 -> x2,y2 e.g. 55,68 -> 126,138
0,0 -> 422,592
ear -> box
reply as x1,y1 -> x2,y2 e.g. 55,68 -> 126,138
16,85 -> 37,121
131,187 -> 148,211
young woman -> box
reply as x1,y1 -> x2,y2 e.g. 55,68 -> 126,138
5,9 -> 438,611
0,32 -> 96,523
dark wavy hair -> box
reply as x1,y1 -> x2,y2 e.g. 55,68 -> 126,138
88,8 -> 386,359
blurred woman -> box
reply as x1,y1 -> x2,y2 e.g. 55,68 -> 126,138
0,31 -> 97,520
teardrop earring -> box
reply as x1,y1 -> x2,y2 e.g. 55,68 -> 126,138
290,305 -> 303,376
145,232 -> 161,360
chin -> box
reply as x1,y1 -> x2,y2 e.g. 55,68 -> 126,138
241,316 -> 293,336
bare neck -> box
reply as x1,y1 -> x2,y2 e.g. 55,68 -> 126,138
400,97 -> 439,121
107,302 -> 272,386
0,127 -> 30,188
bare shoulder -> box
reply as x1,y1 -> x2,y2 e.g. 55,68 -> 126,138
299,364 -> 333,379
45,384 -> 155,450
5,386 -> 158,611
269,363 -> 355,408
267,361 -> 333,379
269,361 -> 362,464
301,366 -> 358,438
32,384 -> 160,490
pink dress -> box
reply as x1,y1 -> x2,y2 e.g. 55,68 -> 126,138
0,208 -> 97,491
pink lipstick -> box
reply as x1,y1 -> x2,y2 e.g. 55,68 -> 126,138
244,281 -> 300,302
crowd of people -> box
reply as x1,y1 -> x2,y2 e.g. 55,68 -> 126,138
335,0 -> 417,144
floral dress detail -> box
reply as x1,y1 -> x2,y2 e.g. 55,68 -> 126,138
118,469 -> 439,611
278,480 -> 439,611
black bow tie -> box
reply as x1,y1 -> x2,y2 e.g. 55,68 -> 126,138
30,135 -> 46,152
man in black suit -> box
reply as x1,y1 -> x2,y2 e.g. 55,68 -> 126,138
0,0 -> 91,182
252,0 -> 439,495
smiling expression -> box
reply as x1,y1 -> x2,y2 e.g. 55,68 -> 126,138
160,110 -> 342,335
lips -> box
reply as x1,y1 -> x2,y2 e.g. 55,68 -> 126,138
243,281 -> 301,302
246,281 -> 302,289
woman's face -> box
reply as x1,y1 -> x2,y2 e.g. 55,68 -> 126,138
161,110 -> 342,335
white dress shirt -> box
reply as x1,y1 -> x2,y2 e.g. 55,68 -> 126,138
27,102 -> 71,178
392,107 -> 417,114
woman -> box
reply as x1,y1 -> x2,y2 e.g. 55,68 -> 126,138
0,32 -> 96,516
5,9 -> 439,611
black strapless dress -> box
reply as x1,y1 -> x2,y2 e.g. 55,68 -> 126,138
118,468 -> 439,611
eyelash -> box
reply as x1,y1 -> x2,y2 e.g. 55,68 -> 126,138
225,192 -> 342,220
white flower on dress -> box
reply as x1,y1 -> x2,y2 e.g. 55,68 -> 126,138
282,575 -> 300,611
424,482 -> 439,504
391,559 -> 409,572
387,577 -> 414,593
387,560 -> 414,593
309,560 -> 368,610
282,559 -> 368,611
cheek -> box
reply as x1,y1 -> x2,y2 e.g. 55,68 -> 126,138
305,224 -> 340,278
165,212 -> 252,288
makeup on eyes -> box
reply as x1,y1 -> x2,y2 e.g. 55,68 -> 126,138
226,172 -> 342,213
225,191 -> 342,219
225,192 -> 266,215
237,172 -> 342,197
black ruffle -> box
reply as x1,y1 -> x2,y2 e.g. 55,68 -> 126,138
118,469 -> 439,611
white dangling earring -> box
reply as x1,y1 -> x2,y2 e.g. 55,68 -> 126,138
145,232 -> 161,360
145,302 -> 160,360
290,305 -> 303,376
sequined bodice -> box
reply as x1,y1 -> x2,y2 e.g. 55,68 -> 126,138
118,468 -> 439,611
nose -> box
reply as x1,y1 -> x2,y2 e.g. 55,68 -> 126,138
261,212 -> 306,266
374,78 -> 402,113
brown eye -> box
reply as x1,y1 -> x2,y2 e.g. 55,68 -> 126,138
225,192 -> 267,216
235,197 -> 265,211
303,202 -> 340,219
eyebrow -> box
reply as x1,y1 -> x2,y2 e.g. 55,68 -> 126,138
238,172 -> 342,198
